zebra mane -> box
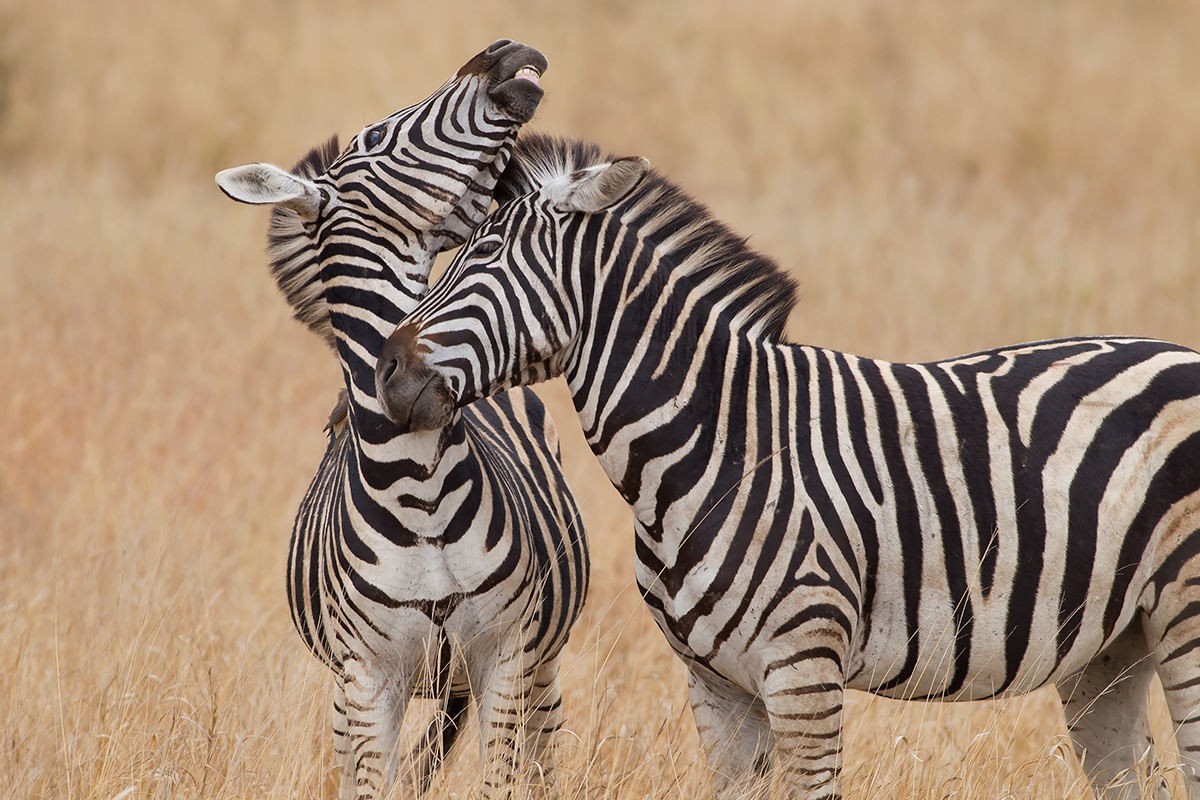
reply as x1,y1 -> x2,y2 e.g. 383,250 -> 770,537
494,135 -> 606,207
496,133 -> 799,341
266,135 -> 341,350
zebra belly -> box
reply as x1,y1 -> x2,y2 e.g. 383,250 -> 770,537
846,547 -> 1151,702
637,525 -> 1150,705
640,559 -> 1144,705
848,593 -> 1056,701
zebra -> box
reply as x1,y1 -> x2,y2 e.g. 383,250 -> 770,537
373,133 -> 1200,799
214,47 -> 589,800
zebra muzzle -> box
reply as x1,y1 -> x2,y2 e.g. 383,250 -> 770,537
376,330 -> 456,432
477,40 -> 548,124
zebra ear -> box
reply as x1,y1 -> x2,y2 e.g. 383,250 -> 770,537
215,163 -> 322,220
554,157 -> 649,214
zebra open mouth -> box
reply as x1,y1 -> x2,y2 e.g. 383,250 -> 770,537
488,58 -> 546,123
513,66 -> 542,87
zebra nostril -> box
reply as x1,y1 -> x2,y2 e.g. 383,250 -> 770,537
486,39 -> 514,54
378,355 -> 401,386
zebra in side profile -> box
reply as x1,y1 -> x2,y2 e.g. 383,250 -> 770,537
214,49 -> 589,800
375,134 -> 1200,800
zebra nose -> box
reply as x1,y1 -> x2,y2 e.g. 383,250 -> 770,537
376,327 -> 456,431
486,39 -> 515,54
377,353 -> 401,387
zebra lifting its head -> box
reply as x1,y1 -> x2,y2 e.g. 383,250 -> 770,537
214,53 -> 589,800
216,38 -> 547,348
381,132 -> 1200,800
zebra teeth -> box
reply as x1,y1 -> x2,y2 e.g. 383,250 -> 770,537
513,66 -> 541,86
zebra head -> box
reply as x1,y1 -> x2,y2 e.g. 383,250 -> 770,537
374,136 -> 650,430
214,40 -> 547,350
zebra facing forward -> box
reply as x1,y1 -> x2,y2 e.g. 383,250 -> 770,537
215,48 -> 588,800
376,134 -> 1200,799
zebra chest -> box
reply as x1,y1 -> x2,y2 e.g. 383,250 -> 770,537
297,499 -> 533,657
357,537 -> 526,611
331,552 -> 532,672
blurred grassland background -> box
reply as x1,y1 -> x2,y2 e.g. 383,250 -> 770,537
2,0 -> 1199,797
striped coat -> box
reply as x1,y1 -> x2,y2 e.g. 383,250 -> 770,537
216,50 -> 588,800
377,134 -> 1200,799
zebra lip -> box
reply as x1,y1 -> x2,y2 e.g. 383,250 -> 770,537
493,65 -> 543,93
489,74 -> 545,123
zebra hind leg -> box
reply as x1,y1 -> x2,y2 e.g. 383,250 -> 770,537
1057,623 -> 1163,800
1147,568 -> 1200,800
687,669 -> 774,800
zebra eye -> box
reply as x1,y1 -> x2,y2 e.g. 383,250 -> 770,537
473,239 -> 502,257
363,125 -> 387,149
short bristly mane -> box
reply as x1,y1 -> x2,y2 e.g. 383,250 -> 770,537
267,135 -> 341,349
496,133 -> 799,341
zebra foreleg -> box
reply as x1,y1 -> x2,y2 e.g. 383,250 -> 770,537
687,669 -> 774,800
519,654 -> 565,799
332,680 -> 355,800
473,647 -> 555,799
759,653 -> 845,800
1057,623 -> 1163,800
333,656 -> 414,800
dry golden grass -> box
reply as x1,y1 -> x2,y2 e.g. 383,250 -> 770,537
2,1 -> 1199,797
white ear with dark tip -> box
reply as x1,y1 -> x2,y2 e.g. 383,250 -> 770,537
215,163 -> 322,220
552,156 -> 650,214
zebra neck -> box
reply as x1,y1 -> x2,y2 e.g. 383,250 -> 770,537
336,368 -> 460,490
324,281 -> 458,483
566,292 -> 780,537
322,261 -> 420,416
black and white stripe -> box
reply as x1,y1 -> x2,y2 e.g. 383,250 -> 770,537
379,134 -> 1200,799
216,50 -> 588,800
